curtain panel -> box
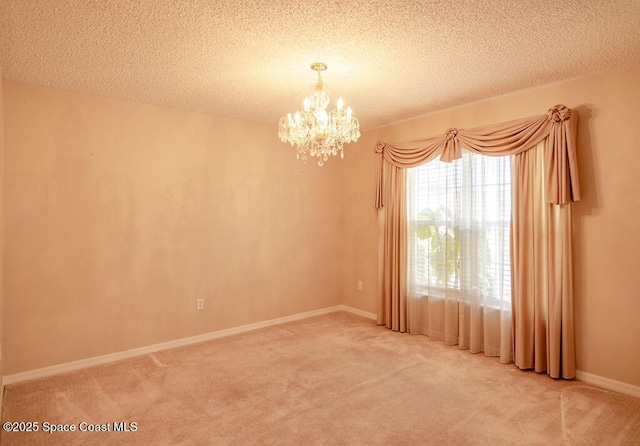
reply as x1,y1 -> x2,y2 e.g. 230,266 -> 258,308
374,105 -> 579,379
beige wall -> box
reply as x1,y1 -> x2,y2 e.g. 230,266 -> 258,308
342,65 -> 640,387
3,80 -> 343,374
0,65 -> 5,407
4,65 -> 640,388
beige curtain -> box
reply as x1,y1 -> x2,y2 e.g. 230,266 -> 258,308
512,141 -> 575,378
375,105 -> 579,378
377,165 -> 408,331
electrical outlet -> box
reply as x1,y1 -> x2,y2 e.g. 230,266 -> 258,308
196,298 -> 205,311
357,281 -> 363,291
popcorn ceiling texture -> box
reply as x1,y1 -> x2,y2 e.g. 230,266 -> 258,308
1,0 -> 639,129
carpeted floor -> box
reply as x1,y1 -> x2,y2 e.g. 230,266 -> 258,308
2,312 -> 639,445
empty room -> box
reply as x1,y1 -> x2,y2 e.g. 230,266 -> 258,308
0,1 -> 639,445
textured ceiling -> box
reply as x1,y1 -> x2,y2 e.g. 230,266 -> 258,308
1,0 -> 640,129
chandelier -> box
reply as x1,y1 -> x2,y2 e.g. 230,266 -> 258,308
278,63 -> 361,166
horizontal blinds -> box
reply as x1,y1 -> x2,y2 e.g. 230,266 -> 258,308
409,151 -> 511,305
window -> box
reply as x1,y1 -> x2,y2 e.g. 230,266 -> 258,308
408,150 -> 512,308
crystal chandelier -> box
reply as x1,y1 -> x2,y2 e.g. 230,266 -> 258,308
278,63 -> 361,166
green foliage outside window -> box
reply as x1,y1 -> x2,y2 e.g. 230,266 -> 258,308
415,206 -> 460,288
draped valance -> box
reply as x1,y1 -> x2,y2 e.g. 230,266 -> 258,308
374,105 -> 580,207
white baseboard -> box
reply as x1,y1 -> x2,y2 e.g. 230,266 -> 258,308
2,305 -> 375,386
338,304 -> 377,320
575,370 -> 640,399
21,305 -> 639,400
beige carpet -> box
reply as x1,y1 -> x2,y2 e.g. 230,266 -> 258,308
2,312 -> 639,445
561,386 -> 640,445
